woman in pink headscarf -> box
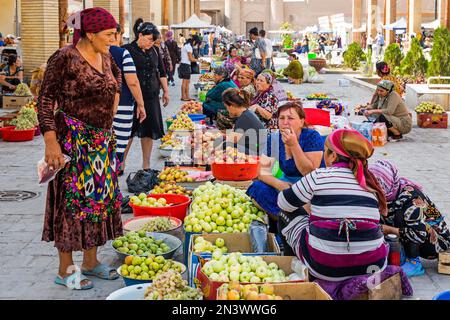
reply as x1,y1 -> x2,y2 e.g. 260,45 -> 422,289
369,160 -> 450,277
38,7 -> 122,290
277,129 -> 388,281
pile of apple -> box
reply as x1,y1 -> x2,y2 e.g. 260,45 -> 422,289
212,147 -> 257,164
150,182 -> 193,196
158,167 -> 194,183
200,251 -> 289,283
181,101 -> 203,114
193,236 -> 228,254
119,255 -> 183,281
130,194 -> 170,208
160,139 -> 184,150
169,113 -> 194,131
113,231 -> 171,256
217,282 -> 282,300
183,182 -> 266,233
192,130 -> 223,164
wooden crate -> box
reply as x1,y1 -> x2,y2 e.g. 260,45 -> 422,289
353,273 -> 402,300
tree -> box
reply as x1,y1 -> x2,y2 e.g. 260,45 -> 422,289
427,27 -> 450,78
399,37 -> 428,76
343,42 -> 366,70
280,22 -> 294,49
383,43 -> 403,73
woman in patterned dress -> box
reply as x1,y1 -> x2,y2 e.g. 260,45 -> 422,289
38,8 -> 123,290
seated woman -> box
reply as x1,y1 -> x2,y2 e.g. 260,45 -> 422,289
369,160 -> 450,277
248,72 -> 281,129
0,55 -> 23,93
364,80 -> 412,140
375,61 -> 403,96
202,66 -> 238,124
278,129 -> 389,280
283,54 -> 304,83
233,66 -> 256,98
246,102 -> 325,231
222,88 -> 265,155
223,45 -> 242,75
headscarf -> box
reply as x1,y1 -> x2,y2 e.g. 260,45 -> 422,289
165,30 -> 174,41
377,79 -> 395,92
327,129 -> 374,190
369,160 -> 423,202
260,69 -> 288,102
68,8 -> 118,45
239,66 -> 255,81
376,61 -> 390,75
250,72 -> 275,105
213,66 -> 230,80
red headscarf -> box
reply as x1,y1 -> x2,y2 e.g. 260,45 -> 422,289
68,7 -> 118,45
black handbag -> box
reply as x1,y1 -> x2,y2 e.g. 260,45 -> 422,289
191,62 -> 200,74
126,169 -> 160,194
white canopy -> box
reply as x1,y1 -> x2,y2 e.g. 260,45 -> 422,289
171,14 -> 213,29
300,25 -> 319,33
383,17 -> 407,30
422,19 -> 440,29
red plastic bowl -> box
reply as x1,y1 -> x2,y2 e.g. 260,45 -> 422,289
2,127 -> 36,142
0,126 -> 15,139
130,194 -> 191,220
211,159 -> 260,181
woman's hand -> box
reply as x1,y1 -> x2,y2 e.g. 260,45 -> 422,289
249,104 -> 258,112
44,138 -> 66,171
364,109 -> 373,117
381,225 -> 399,236
280,127 -> 298,148
276,181 -> 292,191
162,92 -> 170,107
136,103 -> 146,123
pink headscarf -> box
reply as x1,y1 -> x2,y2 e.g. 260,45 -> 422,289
327,129 -> 374,190
369,160 -> 423,202
68,7 -> 118,45
165,30 -> 174,41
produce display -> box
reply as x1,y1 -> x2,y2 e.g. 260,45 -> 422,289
286,91 -> 295,100
158,167 -> 194,183
212,147 -> 257,164
169,113 -> 195,131
306,93 -> 329,100
181,101 -> 203,114
150,182 -> 193,196
192,130 -> 223,164
160,139 -> 184,150
217,282 -> 282,300
113,231 -> 172,256
130,194 -> 170,208
193,236 -> 228,254
415,101 -> 446,114
316,100 -> 344,115
119,255 -> 183,280
11,103 -> 39,130
13,83 -> 32,96
184,182 -> 266,233
161,132 -> 173,143
199,73 -> 215,82
200,252 -> 289,283
138,217 -> 177,233
144,270 -> 203,300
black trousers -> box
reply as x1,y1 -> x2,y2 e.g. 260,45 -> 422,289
375,114 -> 393,129
403,240 -> 439,260
277,207 -> 309,256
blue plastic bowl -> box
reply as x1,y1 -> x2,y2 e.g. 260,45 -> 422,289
172,114 -> 206,122
432,291 -> 450,300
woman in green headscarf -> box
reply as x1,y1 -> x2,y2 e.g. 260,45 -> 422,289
364,80 -> 412,140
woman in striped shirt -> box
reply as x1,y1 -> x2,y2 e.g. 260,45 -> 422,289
278,129 -> 389,281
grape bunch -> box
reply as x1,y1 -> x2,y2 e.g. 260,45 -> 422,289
140,217 -> 176,233
11,104 -> 38,130
144,270 -> 203,300
13,83 -> 32,96
415,101 -> 446,114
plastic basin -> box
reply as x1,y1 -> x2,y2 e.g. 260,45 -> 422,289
123,215 -> 183,239
211,159 -> 260,181
0,126 -> 15,139
116,261 -> 186,287
1,127 -> 36,142
433,291 -> 450,300
130,194 -> 191,220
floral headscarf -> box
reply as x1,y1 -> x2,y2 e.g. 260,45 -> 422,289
369,160 -> 423,202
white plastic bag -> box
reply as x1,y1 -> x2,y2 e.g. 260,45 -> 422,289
290,257 -> 308,280
37,155 -> 71,184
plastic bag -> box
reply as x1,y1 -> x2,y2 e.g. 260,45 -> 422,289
126,169 -> 160,194
351,121 -> 373,141
37,155 -> 71,184
290,257 -> 308,280
249,220 -> 269,253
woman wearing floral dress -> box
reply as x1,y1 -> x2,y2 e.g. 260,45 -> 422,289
249,72 -> 279,129
38,8 -> 123,290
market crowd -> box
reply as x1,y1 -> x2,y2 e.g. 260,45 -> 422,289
33,7 -> 449,293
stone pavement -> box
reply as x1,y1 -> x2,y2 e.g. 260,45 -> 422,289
1,68 -> 449,300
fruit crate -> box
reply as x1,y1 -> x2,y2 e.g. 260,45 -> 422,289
416,112 -> 448,129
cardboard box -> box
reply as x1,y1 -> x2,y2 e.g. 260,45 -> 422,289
217,282 -> 332,300
2,95 -> 33,109
353,273 -> 402,300
196,255 -> 304,300
417,112 -> 448,128
187,233 -> 281,286
438,251 -> 450,275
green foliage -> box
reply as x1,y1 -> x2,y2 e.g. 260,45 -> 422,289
399,37 -> 428,76
427,27 -> 450,78
384,43 -> 403,71
283,60 -> 304,79
343,42 -> 366,70
280,22 -> 294,49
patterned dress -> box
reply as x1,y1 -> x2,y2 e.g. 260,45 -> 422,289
38,45 -> 123,252
253,88 -> 279,129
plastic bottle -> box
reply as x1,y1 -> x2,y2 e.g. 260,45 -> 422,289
386,234 -> 401,266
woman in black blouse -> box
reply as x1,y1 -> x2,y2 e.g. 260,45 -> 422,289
123,19 -> 169,170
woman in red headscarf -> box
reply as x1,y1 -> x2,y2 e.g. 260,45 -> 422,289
277,129 -> 389,282
38,8 -> 123,289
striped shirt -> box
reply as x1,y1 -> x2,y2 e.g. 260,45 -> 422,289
278,166 -> 388,282
110,46 -> 137,106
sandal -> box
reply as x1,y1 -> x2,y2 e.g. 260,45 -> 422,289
81,263 -> 119,280
54,273 -> 94,290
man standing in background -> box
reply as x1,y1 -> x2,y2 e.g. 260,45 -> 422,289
259,29 -> 273,71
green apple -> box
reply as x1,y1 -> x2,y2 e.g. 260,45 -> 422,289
215,238 -> 225,248
185,225 -> 193,232
138,193 -> 147,200
216,216 -> 225,226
